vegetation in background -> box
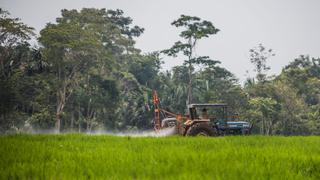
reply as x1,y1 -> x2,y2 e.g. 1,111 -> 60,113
0,8 -> 319,135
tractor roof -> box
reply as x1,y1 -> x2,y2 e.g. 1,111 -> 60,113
188,103 -> 228,108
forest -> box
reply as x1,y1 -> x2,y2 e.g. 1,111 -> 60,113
0,8 -> 319,135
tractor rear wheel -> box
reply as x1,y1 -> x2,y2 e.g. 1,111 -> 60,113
186,122 -> 217,136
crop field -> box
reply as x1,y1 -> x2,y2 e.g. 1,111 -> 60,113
0,134 -> 319,179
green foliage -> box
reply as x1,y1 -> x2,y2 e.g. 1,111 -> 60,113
26,108 -> 55,129
245,53 -> 320,135
171,15 -> 219,39
128,53 -> 161,87
0,15 -> 51,132
248,97 -> 278,135
0,8 -> 35,47
1,135 -> 320,179
162,15 -> 220,104
1,8 -> 320,136
249,44 -> 275,82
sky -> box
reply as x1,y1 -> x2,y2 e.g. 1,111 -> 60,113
2,0 -> 320,83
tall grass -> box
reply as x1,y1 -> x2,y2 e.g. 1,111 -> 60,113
0,134 -> 319,179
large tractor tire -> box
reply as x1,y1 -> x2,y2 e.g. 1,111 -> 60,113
186,122 -> 217,136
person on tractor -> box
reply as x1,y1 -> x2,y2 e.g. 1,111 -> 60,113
201,108 -> 209,119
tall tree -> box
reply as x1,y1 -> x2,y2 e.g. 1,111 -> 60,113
0,8 -> 35,78
162,15 -> 220,105
249,44 -> 275,82
39,9 -> 110,132
0,9 -> 40,132
39,8 -> 146,132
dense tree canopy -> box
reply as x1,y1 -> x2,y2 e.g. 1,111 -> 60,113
0,8 -> 319,135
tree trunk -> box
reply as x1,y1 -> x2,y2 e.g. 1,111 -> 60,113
187,38 -> 193,105
261,118 -> 265,135
71,111 -> 74,131
266,122 -> 270,135
86,118 -> 89,132
55,113 -> 61,133
78,103 -> 81,133
187,63 -> 193,105
56,89 -> 65,133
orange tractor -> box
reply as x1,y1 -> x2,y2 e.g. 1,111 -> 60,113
153,90 -> 252,136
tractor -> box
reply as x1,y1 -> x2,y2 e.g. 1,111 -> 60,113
153,91 -> 252,136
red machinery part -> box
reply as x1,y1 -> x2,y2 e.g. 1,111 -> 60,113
153,91 -> 161,131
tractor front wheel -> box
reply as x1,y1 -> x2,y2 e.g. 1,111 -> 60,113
186,122 -> 217,136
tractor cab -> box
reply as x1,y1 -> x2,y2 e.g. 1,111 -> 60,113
188,103 -> 228,122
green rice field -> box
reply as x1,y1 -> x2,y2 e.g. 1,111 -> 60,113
0,134 -> 319,179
